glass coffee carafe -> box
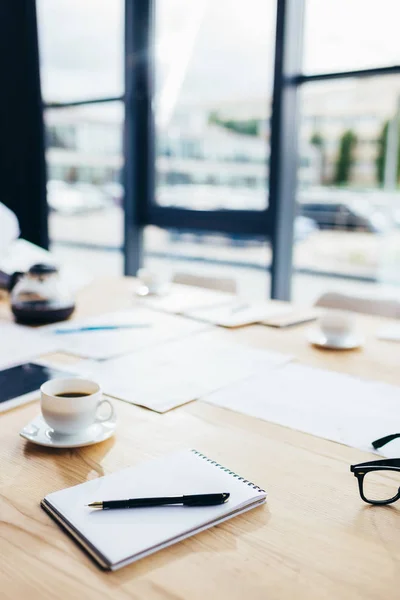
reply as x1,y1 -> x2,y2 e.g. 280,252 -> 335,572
10,263 -> 75,325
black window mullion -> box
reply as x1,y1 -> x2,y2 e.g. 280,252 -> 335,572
148,206 -> 270,236
44,96 -> 124,109
296,64 -> 400,85
269,0 -> 305,300
124,0 -> 152,275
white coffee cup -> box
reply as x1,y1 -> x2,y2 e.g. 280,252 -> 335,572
40,378 -> 114,435
319,310 -> 354,343
137,268 -> 169,295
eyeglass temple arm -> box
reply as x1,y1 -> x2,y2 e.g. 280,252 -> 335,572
372,433 -> 400,449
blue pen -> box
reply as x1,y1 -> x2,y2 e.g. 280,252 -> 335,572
54,324 -> 151,334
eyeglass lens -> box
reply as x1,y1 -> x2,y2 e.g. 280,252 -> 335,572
362,470 -> 400,503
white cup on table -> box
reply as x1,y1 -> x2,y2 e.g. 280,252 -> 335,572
40,378 -> 114,435
319,310 -> 355,344
136,268 -> 168,296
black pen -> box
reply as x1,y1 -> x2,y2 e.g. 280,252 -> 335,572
87,493 -> 230,509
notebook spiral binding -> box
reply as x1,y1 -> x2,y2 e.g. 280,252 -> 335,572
191,449 -> 265,493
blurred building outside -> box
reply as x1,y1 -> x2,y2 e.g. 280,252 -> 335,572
46,76 -> 400,300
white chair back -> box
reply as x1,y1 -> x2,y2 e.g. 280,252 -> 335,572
172,272 -> 237,294
315,291 -> 400,319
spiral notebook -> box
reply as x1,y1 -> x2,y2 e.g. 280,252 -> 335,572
41,449 -> 266,571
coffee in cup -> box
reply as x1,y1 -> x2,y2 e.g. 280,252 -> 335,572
40,378 -> 114,435
55,392 -> 91,398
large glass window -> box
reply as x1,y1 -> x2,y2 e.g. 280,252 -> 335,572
45,103 -> 123,248
293,0 -> 400,304
304,0 -> 400,75
141,0 -> 276,299
154,0 -> 276,211
37,0 -> 124,102
37,1 -> 124,277
143,226 -> 271,300
34,0 -> 400,302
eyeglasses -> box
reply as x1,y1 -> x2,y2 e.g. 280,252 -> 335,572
371,433 -> 400,451
351,433 -> 400,505
351,458 -> 400,505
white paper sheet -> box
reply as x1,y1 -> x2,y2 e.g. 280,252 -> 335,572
141,284 -> 235,315
78,330 -> 292,412
42,308 -> 208,360
204,363 -> 400,457
0,321 -> 59,369
184,301 -> 292,328
377,324 -> 400,342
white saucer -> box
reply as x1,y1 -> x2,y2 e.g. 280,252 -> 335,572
19,414 -> 117,448
135,283 -> 169,297
308,329 -> 364,350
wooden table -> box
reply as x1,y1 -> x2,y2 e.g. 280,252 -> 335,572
1,277 -> 400,600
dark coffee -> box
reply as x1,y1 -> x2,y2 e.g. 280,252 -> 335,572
55,392 -> 91,398
12,300 -> 75,325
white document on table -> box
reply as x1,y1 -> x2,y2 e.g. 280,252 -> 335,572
42,308 -> 208,360
377,324 -> 400,342
183,302 -> 292,328
0,321 -> 60,369
141,284 -> 235,314
79,330 -> 292,412
204,363 -> 400,458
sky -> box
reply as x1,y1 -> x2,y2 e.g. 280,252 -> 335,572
37,0 -> 400,105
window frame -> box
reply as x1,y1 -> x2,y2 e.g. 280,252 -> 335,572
40,0 -> 400,300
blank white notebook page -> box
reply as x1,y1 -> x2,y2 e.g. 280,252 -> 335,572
44,450 -> 266,569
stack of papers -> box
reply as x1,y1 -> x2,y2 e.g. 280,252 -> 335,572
184,301 -> 292,328
141,284 -> 292,327
78,331 -> 292,412
204,363 -> 400,457
141,284 -> 235,314
43,308 -> 207,360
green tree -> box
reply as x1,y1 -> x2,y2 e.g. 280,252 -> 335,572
208,111 -> 219,125
208,112 -> 260,137
334,130 -> 357,185
376,120 -> 400,186
310,131 -> 325,184
66,166 -> 79,183
224,119 -> 259,136
376,121 -> 388,184
310,131 -> 324,149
